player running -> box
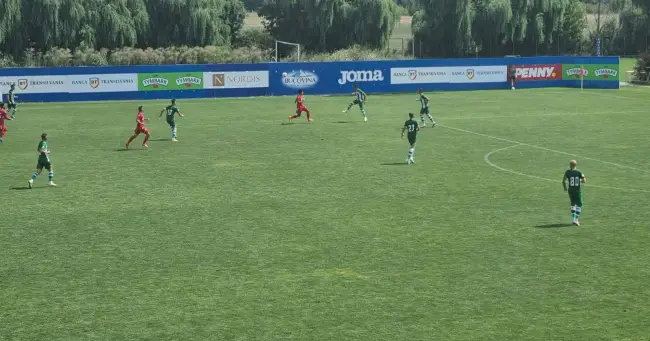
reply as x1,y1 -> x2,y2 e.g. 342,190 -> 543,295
28,133 -> 56,188
288,89 -> 312,122
401,113 -> 420,165
159,99 -> 184,142
126,106 -> 150,149
563,160 -> 586,226
343,84 -> 367,121
417,89 -> 436,127
0,103 -> 13,143
8,83 -> 17,118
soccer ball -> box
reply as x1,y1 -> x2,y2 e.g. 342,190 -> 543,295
282,72 -> 287,77
511,86 -> 515,90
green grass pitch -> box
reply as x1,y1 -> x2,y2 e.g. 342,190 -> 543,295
2,87 -> 650,340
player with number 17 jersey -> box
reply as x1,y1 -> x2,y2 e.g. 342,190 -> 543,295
159,99 -> 184,142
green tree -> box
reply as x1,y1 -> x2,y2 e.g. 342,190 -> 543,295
128,0 -> 150,48
348,0 -> 398,50
414,0 -> 586,57
57,0 -> 90,49
557,0 -> 587,55
20,0 -> 63,52
0,0 -> 22,56
259,0 -> 397,53
147,0 -> 243,47
412,0 -> 476,57
91,0 -> 139,49
223,0 -> 247,44
623,0 -> 650,53
472,0 -> 512,56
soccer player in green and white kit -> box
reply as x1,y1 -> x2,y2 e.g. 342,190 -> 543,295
343,85 -> 368,122
8,83 -> 18,118
159,99 -> 184,142
28,133 -> 56,188
417,88 -> 436,127
401,113 -> 420,164
563,160 -> 586,226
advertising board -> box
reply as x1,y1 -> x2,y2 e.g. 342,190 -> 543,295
270,63 -> 389,96
447,66 -> 507,83
0,56 -> 620,102
138,72 -> 203,91
280,70 -> 320,90
68,74 -> 138,92
513,65 -> 562,81
203,71 -> 269,89
390,67 -> 449,84
0,76 -> 67,93
562,64 -> 619,81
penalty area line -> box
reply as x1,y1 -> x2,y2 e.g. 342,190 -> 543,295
484,144 -> 650,193
439,123 -> 650,174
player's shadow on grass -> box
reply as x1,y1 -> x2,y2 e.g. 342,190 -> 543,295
147,138 -> 168,142
534,223 -> 574,228
10,186 -> 43,190
280,122 -> 309,125
381,162 -> 407,166
334,121 -> 359,124
114,148 -> 150,152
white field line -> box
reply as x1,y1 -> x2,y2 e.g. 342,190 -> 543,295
484,144 -> 650,193
15,88 -> 644,110
439,123 -> 650,174
438,109 -> 646,121
618,86 -> 650,92
541,90 -> 646,101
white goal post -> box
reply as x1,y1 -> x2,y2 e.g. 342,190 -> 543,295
274,40 -> 301,62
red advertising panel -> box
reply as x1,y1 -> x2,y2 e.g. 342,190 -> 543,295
513,64 -> 563,81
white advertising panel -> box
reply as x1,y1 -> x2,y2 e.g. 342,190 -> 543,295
203,71 -> 269,89
391,67 -> 449,84
0,76 -> 67,93
68,74 -> 138,92
448,66 -> 507,83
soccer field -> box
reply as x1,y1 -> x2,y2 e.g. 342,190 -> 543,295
2,88 -> 650,340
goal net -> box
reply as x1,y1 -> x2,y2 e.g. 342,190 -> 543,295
274,40 -> 301,62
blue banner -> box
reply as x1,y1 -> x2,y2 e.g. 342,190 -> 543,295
268,61 -> 391,96
0,56 -> 619,103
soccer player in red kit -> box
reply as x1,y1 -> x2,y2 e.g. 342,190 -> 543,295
125,106 -> 150,149
288,89 -> 312,122
0,103 -> 13,143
